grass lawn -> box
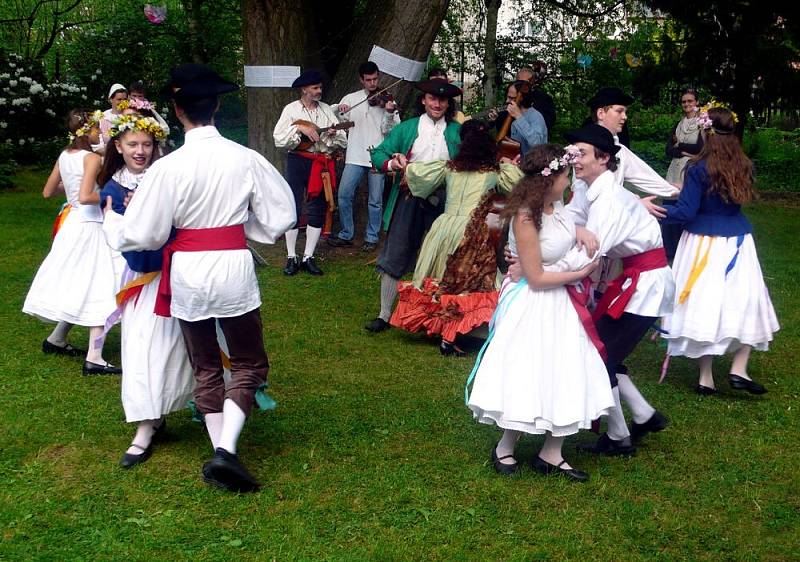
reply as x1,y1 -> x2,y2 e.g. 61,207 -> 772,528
1,168 -> 799,561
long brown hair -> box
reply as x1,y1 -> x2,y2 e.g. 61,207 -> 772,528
447,120 -> 499,173
502,143 -> 567,231
691,108 -> 755,204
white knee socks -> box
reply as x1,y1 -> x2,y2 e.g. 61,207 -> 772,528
495,428 -> 521,460
379,273 -> 399,321
285,228 -> 299,258
204,412 -> 224,451
617,373 -> 655,424
538,433 -> 566,465
303,226 -> 322,260
606,387 -> 631,441
85,326 -> 106,364
217,399 -> 246,455
47,321 -> 73,346
698,355 -> 715,388
730,345 -> 752,378
127,419 -> 157,454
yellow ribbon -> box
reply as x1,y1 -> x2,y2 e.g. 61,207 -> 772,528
678,236 -> 712,304
115,271 -> 160,306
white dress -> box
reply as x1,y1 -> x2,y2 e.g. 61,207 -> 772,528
467,210 -> 614,437
23,150 -> 119,327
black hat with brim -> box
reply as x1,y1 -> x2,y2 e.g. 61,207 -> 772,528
586,87 -> 635,110
162,63 -> 238,99
292,70 -> 324,88
415,79 -> 462,98
565,123 -> 621,155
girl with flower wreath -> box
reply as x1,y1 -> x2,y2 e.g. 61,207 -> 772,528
467,144 -> 614,482
97,113 -> 192,467
23,109 -> 122,375
648,106 -> 779,396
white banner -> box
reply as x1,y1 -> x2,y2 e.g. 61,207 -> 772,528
243,66 -> 301,88
368,45 -> 425,81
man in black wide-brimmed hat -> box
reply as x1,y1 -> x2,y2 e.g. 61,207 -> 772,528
103,63 -> 296,492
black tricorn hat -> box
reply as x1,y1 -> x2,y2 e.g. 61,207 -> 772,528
162,63 -> 238,99
586,87 -> 635,110
292,69 -> 324,88
565,123 -> 621,155
415,79 -> 462,98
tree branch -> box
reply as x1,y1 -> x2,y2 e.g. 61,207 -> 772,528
539,0 -> 626,18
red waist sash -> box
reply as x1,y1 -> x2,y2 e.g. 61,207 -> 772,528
154,224 -> 247,317
292,150 -> 336,198
565,278 -> 607,362
592,247 -> 668,321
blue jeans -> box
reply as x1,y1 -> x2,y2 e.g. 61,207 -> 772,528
337,163 -> 385,243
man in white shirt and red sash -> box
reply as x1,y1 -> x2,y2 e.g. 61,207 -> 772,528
556,124 -> 675,457
103,64 -> 296,492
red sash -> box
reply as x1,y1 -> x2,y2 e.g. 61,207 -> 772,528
565,278 -> 607,362
293,151 -> 336,198
592,247 -> 668,321
154,224 -> 247,317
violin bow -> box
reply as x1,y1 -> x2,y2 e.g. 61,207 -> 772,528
341,77 -> 405,113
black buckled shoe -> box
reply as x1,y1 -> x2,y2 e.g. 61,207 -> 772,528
201,448 -> 260,493
532,456 -> 589,482
82,360 -> 122,375
491,447 -> 519,476
300,257 -> 323,275
728,374 -> 767,395
283,257 -> 299,276
119,443 -> 152,469
696,385 -> 717,396
364,318 -> 390,333
630,410 -> 668,444
577,433 -> 636,457
327,236 -> 353,247
42,339 -> 85,357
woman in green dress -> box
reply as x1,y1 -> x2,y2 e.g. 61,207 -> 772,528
390,120 -> 522,355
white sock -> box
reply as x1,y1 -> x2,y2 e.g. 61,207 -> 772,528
606,387 -> 631,441
217,399 -> 247,455
285,228 -> 299,258
495,428 -> 521,463
698,355 -> 715,388
204,412 -> 224,451
730,345 -> 752,378
538,433 -> 566,466
47,321 -> 73,346
85,326 -> 106,364
617,373 -> 656,424
303,226 -> 322,259
127,419 -> 156,454
379,273 -> 399,321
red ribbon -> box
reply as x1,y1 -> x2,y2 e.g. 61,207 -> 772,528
592,247 -> 668,321
292,151 -> 336,198
565,277 -> 607,363
154,224 -> 247,317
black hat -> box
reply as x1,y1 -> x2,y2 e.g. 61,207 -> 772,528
292,69 -> 324,88
586,87 -> 634,110
162,63 -> 238,99
415,79 -> 462,98
565,123 -> 621,155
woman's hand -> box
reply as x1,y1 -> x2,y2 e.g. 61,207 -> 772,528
577,259 -> 600,277
575,226 -> 599,258
641,195 -> 667,219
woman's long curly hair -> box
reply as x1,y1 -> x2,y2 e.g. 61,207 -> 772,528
447,120 -> 499,173
501,143 -> 567,231
690,108 -> 755,204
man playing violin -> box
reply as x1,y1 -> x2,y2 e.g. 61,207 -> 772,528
328,61 -> 400,252
274,69 -> 347,275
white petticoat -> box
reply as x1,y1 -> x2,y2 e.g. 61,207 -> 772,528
121,272 -> 194,422
468,280 -> 614,437
662,232 -> 779,357
23,211 -> 120,327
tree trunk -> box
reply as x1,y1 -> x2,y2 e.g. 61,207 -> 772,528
482,0 -> 501,107
183,0 -> 208,64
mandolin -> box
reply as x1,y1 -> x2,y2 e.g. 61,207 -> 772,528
293,119 -> 354,151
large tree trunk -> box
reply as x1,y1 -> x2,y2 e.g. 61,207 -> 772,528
182,0 -> 208,63
482,0 -> 501,107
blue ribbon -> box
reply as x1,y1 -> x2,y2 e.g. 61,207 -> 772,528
725,234 -> 745,278
186,383 -> 277,424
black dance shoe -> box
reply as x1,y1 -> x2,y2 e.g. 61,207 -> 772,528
364,318 -> 390,333
630,410 -> 668,444
532,456 -> 589,482
119,443 -> 152,469
491,447 -> 519,476
283,257 -> 299,276
327,236 -> 353,247
82,360 -> 122,375
577,433 -> 636,457
42,339 -> 85,357
300,257 -> 323,275
201,448 -> 260,493
728,374 -> 767,395
439,341 -> 466,357
695,385 -> 718,396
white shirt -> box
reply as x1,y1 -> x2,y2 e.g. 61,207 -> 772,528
558,170 -> 675,317
337,90 -> 400,167
273,100 -> 347,154
410,114 -> 449,163
102,126 -> 296,321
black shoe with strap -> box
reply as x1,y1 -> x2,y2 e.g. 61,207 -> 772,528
202,448 -> 261,493
630,410 -> 668,444
300,257 -> 323,275
42,339 -> 85,357
728,374 -> 767,395
491,447 -> 519,476
532,456 -> 589,482
82,360 -> 122,375
577,433 -> 636,457
283,256 -> 299,276
119,443 -> 153,469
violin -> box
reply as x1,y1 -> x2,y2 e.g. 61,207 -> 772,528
368,92 -> 395,108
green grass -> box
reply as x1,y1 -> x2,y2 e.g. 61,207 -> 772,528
1,169 -> 799,560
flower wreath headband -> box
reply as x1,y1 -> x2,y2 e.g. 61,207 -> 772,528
116,98 -> 157,112
68,110 -> 103,142
109,113 -> 170,142
695,100 -> 739,134
538,145 -> 582,176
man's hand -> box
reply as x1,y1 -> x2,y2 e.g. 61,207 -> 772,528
337,104 -> 351,114
487,108 -> 499,121
296,123 -> 320,142
641,195 -> 667,219
575,226 -> 599,258
506,101 -> 522,119
391,153 -> 408,171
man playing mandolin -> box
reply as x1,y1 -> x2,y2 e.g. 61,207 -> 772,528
273,69 -> 348,275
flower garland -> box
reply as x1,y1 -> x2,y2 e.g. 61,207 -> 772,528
109,113 -> 169,141
68,109 -> 103,142
116,98 -> 157,112
539,144 -> 582,176
695,100 -> 739,132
